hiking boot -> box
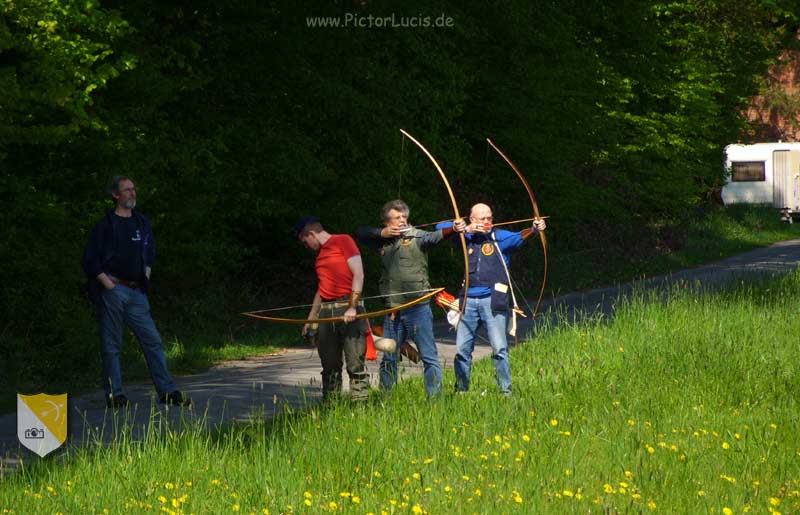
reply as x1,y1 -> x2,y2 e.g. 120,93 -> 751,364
159,390 -> 192,407
106,394 -> 130,409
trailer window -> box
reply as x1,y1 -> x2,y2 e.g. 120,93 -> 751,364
731,161 -> 765,182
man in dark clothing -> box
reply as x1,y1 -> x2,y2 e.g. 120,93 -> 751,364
82,176 -> 190,409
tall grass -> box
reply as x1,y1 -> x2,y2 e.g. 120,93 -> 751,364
2,271 -> 800,514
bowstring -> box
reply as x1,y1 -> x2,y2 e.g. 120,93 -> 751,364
246,288 -> 443,314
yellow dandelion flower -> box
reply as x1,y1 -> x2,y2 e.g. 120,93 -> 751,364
329,501 -> 337,510
339,492 -> 351,498
412,473 -> 421,480
514,493 -> 523,504
770,498 -> 781,506
304,492 -> 311,499
475,488 -> 482,496
424,458 -> 433,464
185,481 -> 192,487
351,496 -> 361,504
722,442 -> 731,450
564,469 -> 572,476
628,419 -> 636,427
522,434 -> 530,442
647,500 -> 656,510
462,475 -> 470,481
494,434 -> 502,442
232,504 -> 240,512
444,486 -> 452,492
165,482 -> 174,490
603,484 -> 614,494
563,490 -> 574,497
625,470 -> 633,479
303,500 -> 311,507
211,479 -> 221,486
646,445 -> 655,454
722,508 -> 732,515
158,496 -> 167,504
374,471 -> 382,477
734,433 -> 741,440
550,419 -> 558,427
262,508 -> 270,515
698,491 -> 705,497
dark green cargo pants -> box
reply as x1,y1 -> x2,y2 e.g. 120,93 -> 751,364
316,303 -> 369,400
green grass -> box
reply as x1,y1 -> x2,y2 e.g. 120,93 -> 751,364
549,204 -> 800,293
3,268 -> 799,513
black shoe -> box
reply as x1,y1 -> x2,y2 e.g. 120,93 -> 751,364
159,390 -> 192,407
106,394 -> 130,409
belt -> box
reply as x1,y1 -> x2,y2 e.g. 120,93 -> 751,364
320,296 -> 365,310
320,296 -> 352,310
111,276 -> 141,289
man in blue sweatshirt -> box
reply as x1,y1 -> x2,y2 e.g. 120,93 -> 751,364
82,176 -> 190,409
438,203 -> 546,395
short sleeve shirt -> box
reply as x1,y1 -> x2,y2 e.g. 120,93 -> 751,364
315,234 -> 360,300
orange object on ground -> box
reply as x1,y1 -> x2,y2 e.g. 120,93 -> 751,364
365,321 -> 377,361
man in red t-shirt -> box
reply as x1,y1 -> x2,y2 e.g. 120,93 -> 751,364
295,216 -> 369,400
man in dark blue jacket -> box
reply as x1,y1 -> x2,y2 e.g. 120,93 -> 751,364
438,203 -> 546,395
82,176 -> 190,409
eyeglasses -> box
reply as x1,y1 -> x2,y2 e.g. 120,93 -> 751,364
119,187 -> 136,193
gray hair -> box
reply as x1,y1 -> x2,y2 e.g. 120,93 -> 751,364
381,199 -> 409,221
107,175 -> 131,198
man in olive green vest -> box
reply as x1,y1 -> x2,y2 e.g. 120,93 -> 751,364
356,200 -> 465,397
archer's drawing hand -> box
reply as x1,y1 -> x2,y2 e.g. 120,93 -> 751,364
381,226 -> 407,238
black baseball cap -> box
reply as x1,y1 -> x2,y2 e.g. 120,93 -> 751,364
293,216 -> 320,238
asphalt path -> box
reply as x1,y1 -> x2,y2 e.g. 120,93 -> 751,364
2,239 -> 800,476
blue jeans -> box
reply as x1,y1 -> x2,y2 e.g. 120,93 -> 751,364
454,295 -> 511,394
379,303 -> 442,397
97,285 -> 177,397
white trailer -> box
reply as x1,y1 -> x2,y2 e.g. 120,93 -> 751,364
722,143 -> 800,216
